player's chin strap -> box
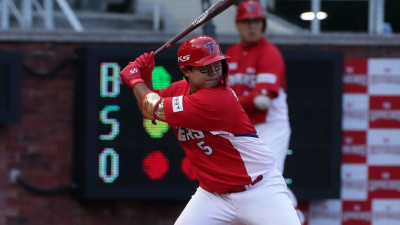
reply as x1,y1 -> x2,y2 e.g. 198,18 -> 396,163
140,92 -> 166,124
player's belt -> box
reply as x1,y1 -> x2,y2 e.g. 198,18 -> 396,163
234,133 -> 259,138
228,175 -> 263,193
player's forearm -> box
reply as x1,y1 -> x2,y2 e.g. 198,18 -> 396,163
145,80 -> 154,91
133,83 -> 152,103
239,86 -> 277,111
240,94 -> 273,112
239,94 -> 260,112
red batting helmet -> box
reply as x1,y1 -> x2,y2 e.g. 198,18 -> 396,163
236,0 -> 267,31
177,36 -> 229,84
178,35 -> 226,67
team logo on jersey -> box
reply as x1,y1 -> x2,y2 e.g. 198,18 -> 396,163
172,96 -> 184,112
177,128 -> 205,141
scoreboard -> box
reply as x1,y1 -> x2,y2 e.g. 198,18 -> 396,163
72,46 -> 343,200
73,46 -> 198,200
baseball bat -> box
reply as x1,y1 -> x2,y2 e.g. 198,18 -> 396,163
154,0 -> 238,56
119,0 -> 238,84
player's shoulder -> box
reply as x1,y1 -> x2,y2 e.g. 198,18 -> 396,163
195,86 -> 234,102
258,38 -> 284,60
197,85 -> 228,94
170,79 -> 189,88
225,42 -> 241,53
261,38 -> 282,52
191,86 -> 236,112
160,80 -> 189,97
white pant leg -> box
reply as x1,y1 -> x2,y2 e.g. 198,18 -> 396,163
231,168 -> 301,225
175,169 -> 301,225
174,187 -> 241,225
255,121 -> 290,173
254,121 -> 299,208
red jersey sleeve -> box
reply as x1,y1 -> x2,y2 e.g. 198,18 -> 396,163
163,87 -> 236,131
155,80 -> 189,98
255,43 -> 285,94
236,41 -> 285,112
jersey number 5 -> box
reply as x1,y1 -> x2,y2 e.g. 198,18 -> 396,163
197,141 -> 213,156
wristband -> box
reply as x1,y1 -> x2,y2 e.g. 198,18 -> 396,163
128,78 -> 145,88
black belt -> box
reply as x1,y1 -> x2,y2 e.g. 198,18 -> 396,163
234,133 -> 259,138
228,175 -> 263,193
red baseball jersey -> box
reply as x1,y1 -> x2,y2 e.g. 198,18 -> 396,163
156,80 -> 275,194
225,38 -> 287,125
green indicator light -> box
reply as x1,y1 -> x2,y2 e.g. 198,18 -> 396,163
152,66 -> 171,89
142,66 -> 171,138
143,119 -> 169,138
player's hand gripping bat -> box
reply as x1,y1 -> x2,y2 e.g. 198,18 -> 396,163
119,0 -> 238,84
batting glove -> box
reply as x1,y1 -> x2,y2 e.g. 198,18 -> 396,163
119,61 -> 144,88
136,51 -> 155,83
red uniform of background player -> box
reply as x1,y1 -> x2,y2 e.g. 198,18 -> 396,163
225,0 -> 304,223
119,35 -> 300,225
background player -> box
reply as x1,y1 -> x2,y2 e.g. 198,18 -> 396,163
119,35 -> 300,225
225,0 -> 304,223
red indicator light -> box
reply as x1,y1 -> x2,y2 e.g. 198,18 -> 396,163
143,151 -> 169,180
181,156 -> 197,180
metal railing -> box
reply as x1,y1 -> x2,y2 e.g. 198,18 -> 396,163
0,0 -> 83,31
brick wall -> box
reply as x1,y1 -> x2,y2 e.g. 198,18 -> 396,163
0,42 -> 186,225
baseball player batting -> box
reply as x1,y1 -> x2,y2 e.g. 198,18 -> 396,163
119,35 -> 301,225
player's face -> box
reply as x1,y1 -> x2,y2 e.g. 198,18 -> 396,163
182,61 -> 223,94
236,19 -> 264,46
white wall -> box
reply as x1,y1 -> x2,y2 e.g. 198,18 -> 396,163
135,0 -> 237,35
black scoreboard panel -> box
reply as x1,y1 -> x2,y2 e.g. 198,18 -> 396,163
73,46 -> 198,200
0,49 -> 21,123
282,49 -> 343,200
72,46 -> 343,200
